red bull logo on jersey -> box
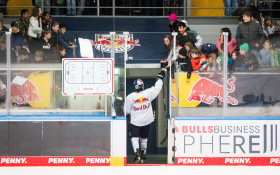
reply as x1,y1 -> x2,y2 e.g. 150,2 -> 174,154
11,79 -> 41,104
91,34 -> 140,53
133,97 -> 150,111
187,77 -> 238,105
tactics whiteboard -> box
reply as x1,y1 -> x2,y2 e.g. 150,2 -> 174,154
62,58 -> 114,96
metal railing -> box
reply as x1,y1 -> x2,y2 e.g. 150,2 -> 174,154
0,0 -> 279,19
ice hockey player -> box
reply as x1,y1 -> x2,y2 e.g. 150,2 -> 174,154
126,70 -> 165,163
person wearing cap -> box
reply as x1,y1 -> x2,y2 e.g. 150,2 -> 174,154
0,13 -> 8,35
168,13 -> 179,33
239,43 -> 259,71
10,21 -> 23,47
126,71 -> 165,164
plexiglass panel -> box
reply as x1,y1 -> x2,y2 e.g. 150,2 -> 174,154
4,31 -> 125,116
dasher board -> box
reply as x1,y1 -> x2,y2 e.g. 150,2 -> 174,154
62,58 -> 114,96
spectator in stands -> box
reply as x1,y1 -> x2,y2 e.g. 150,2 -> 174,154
207,53 -> 221,78
0,0 -> 8,15
54,0 -> 66,15
67,0 -> 76,15
32,0 -> 51,12
235,15 -> 243,39
39,29 -> 52,62
49,21 -> 59,49
176,22 -> 196,47
258,40 -> 274,66
51,44 -> 66,63
217,44 -> 231,70
274,42 -> 280,66
42,12 -> 50,30
189,48 -> 207,73
11,37 -> 24,63
33,0 -> 51,13
223,0 -> 238,16
145,0 -> 157,16
17,9 -> 29,44
263,16 -> 275,38
17,48 -> 30,64
160,34 -> 175,67
0,13 -> 8,35
236,10 -> 265,61
239,43 -> 259,71
34,50 -> 44,63
249,5 -> 263,27
177,46 -> 192,83
77,0 -> 85,15
57,24 -> 73,49
28,6 -> 43,54
168,13 -> 179,33
217,27 -> 237,55
230,50 -> 245,74
181,20 -> 202,48
184,41 -> 195,56
0,35 -> 6,63
10,21 -> 22,48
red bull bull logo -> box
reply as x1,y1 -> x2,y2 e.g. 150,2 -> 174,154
133,97 -> 150,111
187,77 -> 238,105
171,92 -> 177,102
91,34 -> 140,53
11,79 -> 41,104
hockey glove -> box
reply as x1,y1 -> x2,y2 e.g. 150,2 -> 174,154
157,71 -> 165,80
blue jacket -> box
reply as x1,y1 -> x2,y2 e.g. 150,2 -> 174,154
57,30 -> 70,48
258,48 -> 274,66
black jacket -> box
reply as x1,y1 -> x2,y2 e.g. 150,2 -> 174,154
176,32 -> 197,47
236,20 -> 265,49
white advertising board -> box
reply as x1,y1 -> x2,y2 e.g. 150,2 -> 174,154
175,120 -> 280,165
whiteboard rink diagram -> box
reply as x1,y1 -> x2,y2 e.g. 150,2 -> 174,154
62,58 -> 114,95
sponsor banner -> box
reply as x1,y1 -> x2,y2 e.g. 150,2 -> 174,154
175,120 -> 280,165
175,157 -> 280,166
172,73 -> 280,108
0,157 -> 110,166
92,34 -> 140,53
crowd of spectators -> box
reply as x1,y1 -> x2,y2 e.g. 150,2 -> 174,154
162,5 -> 280,83
0,5 -> 73,64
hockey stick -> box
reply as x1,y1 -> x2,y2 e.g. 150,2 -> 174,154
160,82 -> 168,145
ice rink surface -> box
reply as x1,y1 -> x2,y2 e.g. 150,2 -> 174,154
0,166 -> 280,175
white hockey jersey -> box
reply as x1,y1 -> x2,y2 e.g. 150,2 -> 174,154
126,79 -> 163,126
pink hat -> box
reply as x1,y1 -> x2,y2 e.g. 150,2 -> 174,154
168,13 -> 177,21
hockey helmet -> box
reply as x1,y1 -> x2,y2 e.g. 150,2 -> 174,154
133,79 -> 144,90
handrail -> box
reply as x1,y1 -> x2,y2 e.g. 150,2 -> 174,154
1,0 -> 279,17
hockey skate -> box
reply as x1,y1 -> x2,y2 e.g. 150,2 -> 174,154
140,150 -> 147,163
133,148 -> 141,163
